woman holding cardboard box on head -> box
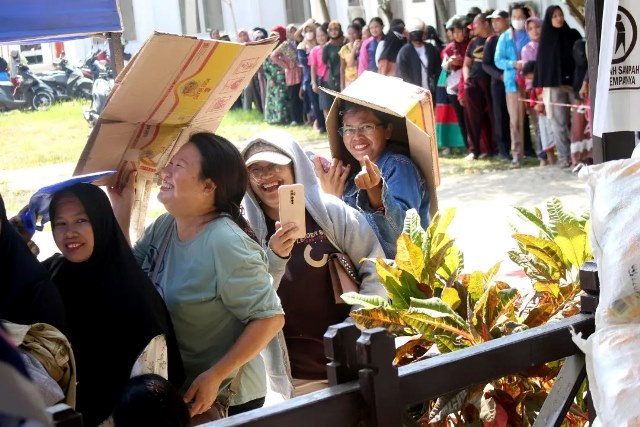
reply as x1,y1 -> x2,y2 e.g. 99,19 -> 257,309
313,75 -> 436,259
241,130 -> 386,397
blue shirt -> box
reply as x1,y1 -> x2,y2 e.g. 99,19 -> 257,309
343,149 -> 430,258
494,29 -> 530,93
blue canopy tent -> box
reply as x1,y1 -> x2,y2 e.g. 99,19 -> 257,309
0,0 -> 122,44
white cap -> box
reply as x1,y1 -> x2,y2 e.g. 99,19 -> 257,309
244,141 -> 292,166
407,18 -> 426,33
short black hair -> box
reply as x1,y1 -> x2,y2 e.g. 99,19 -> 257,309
522,60 -> 536,75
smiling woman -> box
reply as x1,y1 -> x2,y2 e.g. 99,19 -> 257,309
43,183 -> 185,426
314,102 -> 430,258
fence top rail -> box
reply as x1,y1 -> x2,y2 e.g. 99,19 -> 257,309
397,313 -> 595,404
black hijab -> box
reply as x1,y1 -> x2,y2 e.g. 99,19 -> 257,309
0,193 -> 67,332
43,184 -> 184,427
533,5 -> 582,88
379,25 -> 406,62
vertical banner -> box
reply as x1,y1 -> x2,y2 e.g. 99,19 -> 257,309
594,0 -> 640,136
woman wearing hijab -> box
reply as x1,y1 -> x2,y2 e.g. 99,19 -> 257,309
533,5 -> 582,169
263,26 -> 290,124
43,183 -> 184,426
0,193 -> 66,332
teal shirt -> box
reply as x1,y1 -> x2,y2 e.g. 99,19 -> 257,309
133,213 -> 284,405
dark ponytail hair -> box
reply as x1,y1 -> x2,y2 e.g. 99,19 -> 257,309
189,133 -> 258,242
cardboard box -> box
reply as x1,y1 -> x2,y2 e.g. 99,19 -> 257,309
74,32 -> 278,186
322,71 -> 440,217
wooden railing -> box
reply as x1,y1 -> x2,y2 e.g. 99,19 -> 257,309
50,263 -> 600,427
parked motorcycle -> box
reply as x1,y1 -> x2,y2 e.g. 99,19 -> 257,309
81,49 -> 111,80
82,70 -> 114,127
0,64 -> 55,111
38,58 -> 93,101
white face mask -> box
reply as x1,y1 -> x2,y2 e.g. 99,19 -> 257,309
512,19 -> 525,31
305,32 -> 314,41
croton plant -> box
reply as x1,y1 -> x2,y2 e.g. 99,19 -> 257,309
343,198 -> 591,426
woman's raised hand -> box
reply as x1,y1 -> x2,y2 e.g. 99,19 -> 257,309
269,221 -> 298,258
354,156 -> 381,191
313,157 -> 350,197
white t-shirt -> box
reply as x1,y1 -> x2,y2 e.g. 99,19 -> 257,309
414,45 -> 429,89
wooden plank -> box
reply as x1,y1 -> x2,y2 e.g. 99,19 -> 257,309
397,314 -> 594,405
532,354 -> 587,427
357,328 -> 401,427
206,382 -> 361,427
324,322 -> 360,386
579,261 -> 600,293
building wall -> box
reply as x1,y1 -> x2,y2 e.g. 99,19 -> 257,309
220,0 -> 288,36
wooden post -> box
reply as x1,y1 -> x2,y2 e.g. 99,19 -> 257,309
324,322 -> 361,386
47,404 -> 83,427
586,0 -> 636,163
532,354 -> 587,427
107,32 -> 125,78
130,172 -> 154,241
357,327 -> 401,427
579,261 -> 600,314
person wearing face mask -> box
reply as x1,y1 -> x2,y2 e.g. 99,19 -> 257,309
395,18 -> 441,94
494,3 -> 531,168
533,5 -> 582,169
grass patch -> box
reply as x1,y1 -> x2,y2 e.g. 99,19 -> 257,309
0,100 -> 536,176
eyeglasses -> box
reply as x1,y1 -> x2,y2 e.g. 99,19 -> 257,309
338,123 -> 383,138
248,164 -> 285,179
328,27 -> 340,32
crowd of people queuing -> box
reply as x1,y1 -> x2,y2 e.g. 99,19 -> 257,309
229,3 -> 591,171
1,3 -> 589,427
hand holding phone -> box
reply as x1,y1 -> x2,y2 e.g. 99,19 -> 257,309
278,184 -> 306,240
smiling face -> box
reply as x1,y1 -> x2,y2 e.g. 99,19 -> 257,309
316,27 -> 328,45
341,108 -> 391,163
52,194 -> 95,263
248,161 -> 295,218
369,20 -> 383,38
552,8 -> 565,28
527,20 -> 541,41
158,143 -> 214,217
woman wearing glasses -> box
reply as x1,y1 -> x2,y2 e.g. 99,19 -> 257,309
241,130 -> 386,397
314,102 -> 430,258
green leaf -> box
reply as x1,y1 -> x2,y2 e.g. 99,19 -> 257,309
522,303 -> 554,327
514,206 -> 555,239
429,208 -> 456,240
340,292 -> 389,309
512,234 -> 565,272
349,307 -> 414,335
534,281 -> 560,298
395,233 -> 425,281
474,285 -> 519,339
441,287 -> 461,310
374,259 -> 409,309
463,271 -> 485,305
402,208 -> 425,249
405,297 -> 474,352
483,261 -> 502,284
554,223 -> 589,268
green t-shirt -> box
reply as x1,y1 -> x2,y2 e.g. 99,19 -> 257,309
133,213 -> 283,404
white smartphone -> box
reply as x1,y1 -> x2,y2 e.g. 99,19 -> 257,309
278,184 -> 306,240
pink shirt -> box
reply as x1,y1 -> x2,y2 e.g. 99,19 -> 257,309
357,36 -> 374,75
308,45 -> 327,81
521,40 -> 539,90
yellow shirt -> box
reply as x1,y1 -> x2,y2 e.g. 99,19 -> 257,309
339,43 -> 358,85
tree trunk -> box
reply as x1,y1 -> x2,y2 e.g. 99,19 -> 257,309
316,0 -> 330,22
433,0 -> 450,41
